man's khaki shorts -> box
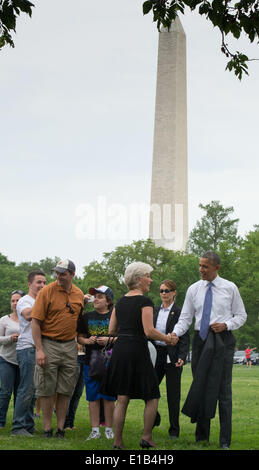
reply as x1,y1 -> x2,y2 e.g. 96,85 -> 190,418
34,337 -> 78,397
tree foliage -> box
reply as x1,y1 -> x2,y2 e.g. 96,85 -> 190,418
143,0 -> 259,78
0,255 -> 57,316
188,200 -> 240,255
17,256 -> 61,277
231,227 -> 259,348
0,0 -> 34,49
0,254 -> 28,317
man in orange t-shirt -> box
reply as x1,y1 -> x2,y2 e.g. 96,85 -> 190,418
31,259 -> 84,438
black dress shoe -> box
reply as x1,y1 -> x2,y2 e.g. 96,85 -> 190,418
43,429 -> 53,438
139,439 -> 155,449
55,428 -> 65,438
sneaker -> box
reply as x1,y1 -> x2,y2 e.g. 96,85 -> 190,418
86,429 -> 101,440
105,428 -> 114,440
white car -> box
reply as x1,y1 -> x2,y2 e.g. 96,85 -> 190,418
233,350 -> 245,364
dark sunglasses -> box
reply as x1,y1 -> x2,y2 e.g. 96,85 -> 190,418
160,289 -> 173,294
66,301 -> 75,314
11,290 -> 25,296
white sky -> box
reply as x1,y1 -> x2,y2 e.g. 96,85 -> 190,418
1,1 -> 258,276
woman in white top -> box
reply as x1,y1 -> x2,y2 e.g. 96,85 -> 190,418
0,290 -> 24,427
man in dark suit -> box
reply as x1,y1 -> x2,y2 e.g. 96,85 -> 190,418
153,280 -> 189,439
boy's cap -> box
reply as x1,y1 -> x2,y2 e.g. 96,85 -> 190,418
89,285 -> 114,300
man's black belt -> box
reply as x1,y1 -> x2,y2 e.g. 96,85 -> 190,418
42,335 -> 74,343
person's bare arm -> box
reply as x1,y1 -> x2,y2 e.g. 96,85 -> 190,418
142,306 -> 176,345
108,308 -> 118,336
31,318 -> 47,367
21,307 -> 33,322
77,334 -> 97,346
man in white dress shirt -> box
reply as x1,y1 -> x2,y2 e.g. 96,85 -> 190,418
172,251 -> 247,449
11,270 -> 46,436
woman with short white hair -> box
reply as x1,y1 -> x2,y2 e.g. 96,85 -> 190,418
101,261 -> 174,449
123,262 -> 153,290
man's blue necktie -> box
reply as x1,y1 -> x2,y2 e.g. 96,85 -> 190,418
199,282 -> 213,341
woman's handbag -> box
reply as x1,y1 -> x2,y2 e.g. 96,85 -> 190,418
88,336 -> 114,381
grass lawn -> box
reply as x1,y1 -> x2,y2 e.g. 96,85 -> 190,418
0,364 -> 258,451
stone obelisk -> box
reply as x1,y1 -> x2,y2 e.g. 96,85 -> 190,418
149,17 -> 188,251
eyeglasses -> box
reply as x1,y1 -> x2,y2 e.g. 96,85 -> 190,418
160,289 -> 173,294
66,301 -> 75,314
11,290 -> 25,296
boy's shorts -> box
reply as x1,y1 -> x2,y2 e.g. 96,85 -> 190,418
84,364 -> 116,402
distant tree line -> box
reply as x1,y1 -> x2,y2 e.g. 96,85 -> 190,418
1,201 -> 258,349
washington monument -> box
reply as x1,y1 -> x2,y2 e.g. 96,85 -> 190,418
149,17 -> 188,251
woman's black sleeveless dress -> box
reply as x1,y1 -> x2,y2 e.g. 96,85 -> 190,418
101,295 -> 160,400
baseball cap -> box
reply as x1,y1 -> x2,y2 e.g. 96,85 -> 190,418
52,259 -> 76,274
89,285 -> 114,300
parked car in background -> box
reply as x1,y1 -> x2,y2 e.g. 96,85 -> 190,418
233,350 -> 246,364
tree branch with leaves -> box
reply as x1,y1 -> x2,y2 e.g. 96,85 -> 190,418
143,0 -> 259,79
0,0 -> 34,50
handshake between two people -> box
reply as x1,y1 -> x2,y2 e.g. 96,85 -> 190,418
165,332 -> 179,346
164,333 -> 184,367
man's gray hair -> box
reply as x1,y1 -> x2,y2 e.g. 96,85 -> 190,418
124,262 -> 153,290
202,251 -> 221,266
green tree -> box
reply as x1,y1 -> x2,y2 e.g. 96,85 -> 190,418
188,200 -> 240,255
0,252 -> 28,316
17,256 -> 60,277
0,253 -> 59,316
143,0 -> 259,79
231,226 -> 259,349
0,0 -> 34,49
